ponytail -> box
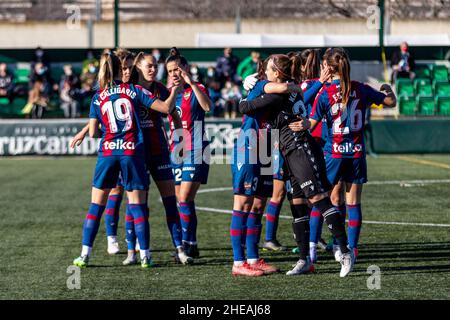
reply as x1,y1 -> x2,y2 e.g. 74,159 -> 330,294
257,58 -> 269,80
129,51 -> 145,85
289,54 -> 302,83
323,47 -> 351,106
98,52 -> 121,89
300,49 -> 321,80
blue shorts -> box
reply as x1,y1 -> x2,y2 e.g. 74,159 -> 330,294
147,152 -> 174,182
231,162 -> 273,198
325,155 -> 368,185
171,148 -> 209,185
92,155 -> 149,191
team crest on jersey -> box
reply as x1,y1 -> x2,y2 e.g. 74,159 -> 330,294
183,92 -> 191,100
244,182 -> 252,191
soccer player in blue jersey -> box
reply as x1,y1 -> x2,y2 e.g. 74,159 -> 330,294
230,58 -> 303,276
239,54 -> 357,277
72,52 -> 181,268
165,48 -> 213,259
307,48 -> 396,261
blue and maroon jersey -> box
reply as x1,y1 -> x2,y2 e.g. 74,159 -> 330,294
310,80 -> 385,159
89,82 -> 156,157
236,80 -> 273,156
168,83 -> 209,152
136,82 -> 170,156
300,78 -> 327,143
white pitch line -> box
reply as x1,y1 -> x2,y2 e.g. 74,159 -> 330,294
195,206 -> 450,228
198,179 -> 450,194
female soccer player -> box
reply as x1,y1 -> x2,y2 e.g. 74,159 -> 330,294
124,51 -> 192,265
72,52 -> 180,268
165,48 -> 212,258
71,49 -> 135,255
306,48 -> 396,260
230,58 -> 303,277
239,54 -> 355,277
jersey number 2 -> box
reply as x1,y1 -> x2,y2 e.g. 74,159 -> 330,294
101,98 -> 133,133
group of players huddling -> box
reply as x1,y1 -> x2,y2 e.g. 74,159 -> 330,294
71,46 -> 396,278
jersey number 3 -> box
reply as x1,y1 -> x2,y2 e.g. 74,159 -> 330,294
330,99 -> 362,135
101,98 -> 133,133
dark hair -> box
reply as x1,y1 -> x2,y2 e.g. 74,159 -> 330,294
323,47 -> 351,105
98,52 -> 121,89
300,49 -> 321,80
165,47 -> 188,68
257,57 -> 269,80
269,54 -> 302,83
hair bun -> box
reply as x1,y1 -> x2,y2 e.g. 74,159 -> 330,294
169,47 -> 180,57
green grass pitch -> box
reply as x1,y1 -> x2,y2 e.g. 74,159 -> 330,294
0,155 -> 449,300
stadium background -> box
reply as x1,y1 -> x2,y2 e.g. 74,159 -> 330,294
0,0 -> 449,300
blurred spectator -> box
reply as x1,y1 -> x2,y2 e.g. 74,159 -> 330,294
221,80 -> 242,119
59,64 -> 81,118
82,49 -> 99,74
190,63 -> 204,83
215,47 -> 240,86
0,63 -> 15,103
152,48 -> 166,82
29,62 -> 54,97
205,66 -> 218,87
80,61 -> 98,94
237,51 -> 261,83
208,80 -> 223,117
391,42 -> 415,84
24,80 -> 49,119
32,46 -> 50,68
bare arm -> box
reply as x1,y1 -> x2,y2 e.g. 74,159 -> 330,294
179,67 -> 212,112
70,123 -> 89,148
89,119 -> 100,138
264,82 -> 303,94
149,85 -> 180,114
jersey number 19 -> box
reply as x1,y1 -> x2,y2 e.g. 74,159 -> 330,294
101,98 -> 133,133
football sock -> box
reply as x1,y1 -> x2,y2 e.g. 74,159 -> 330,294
162,196 -> 183,248
230,210 -> 246,262
291,204 -> 310,261
82,203 -> 106,248
129,204 -> 150,251
309,206 -> 322,244
347,204 -> 362,249
246,212 -> 263,260
265,201 -> 282,242
124,205 -> 136,251
178,202 -> 191,243
314,197 -> 349,254
188,201 -> 197,244
104,194 -> 122,237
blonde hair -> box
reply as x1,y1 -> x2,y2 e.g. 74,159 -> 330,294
98,53 -> 121,89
